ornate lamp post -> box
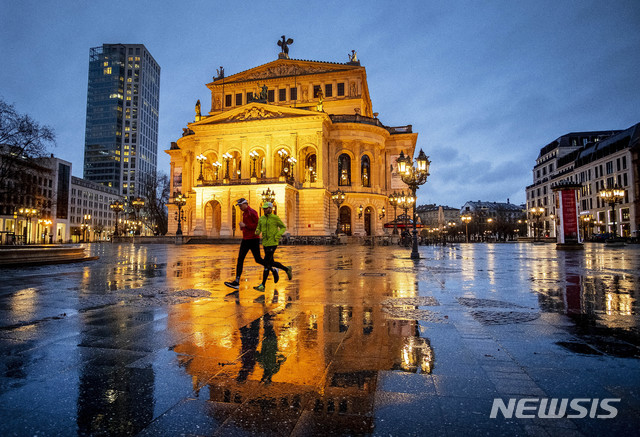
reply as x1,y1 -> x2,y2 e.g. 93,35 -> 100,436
17,207 -> 38,244
286,156 -> 297,181
598,184 -> 625,239
388,192 -> 399,235
110,200 -> 124,237
278,149 -> 288,177
249,151 -> 259,178
580,215 -> 591,241
261,187 -> 276,204
461,215 -> 471,243
396,149 -> 431,259
529,207 -> 544,242
174,192 -> 187,236
196,154 -> 207,182
212,161 -> 222,180
331,189 -> 346,235
82,214 -> 91,242
131,197 -> 145,235
358,205 -> 364,219
222,153 -> 232,180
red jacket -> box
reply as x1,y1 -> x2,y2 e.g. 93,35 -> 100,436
241,206 -> 260,239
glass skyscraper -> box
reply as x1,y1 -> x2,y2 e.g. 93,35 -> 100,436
83,44 -> 160,200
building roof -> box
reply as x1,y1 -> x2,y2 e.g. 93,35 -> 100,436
573,123 -> 640,169
461,201 -> 524,212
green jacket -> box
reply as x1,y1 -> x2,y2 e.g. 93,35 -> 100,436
256,213 -> 286,247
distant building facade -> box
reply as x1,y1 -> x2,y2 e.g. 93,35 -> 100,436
525,130 -> 620,238
166,47 -> 417,237
459,200 -> 526,241
0,148 -> 123,244
416,204 -> 460,228
84,43 -> 160,201
526,123 -> 639,239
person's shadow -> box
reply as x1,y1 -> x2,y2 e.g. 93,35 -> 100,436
255,313 -> 286,384
236,319 -> 260,383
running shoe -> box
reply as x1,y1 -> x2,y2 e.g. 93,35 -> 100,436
224,280 -> 239,289
254,284 -> 265,292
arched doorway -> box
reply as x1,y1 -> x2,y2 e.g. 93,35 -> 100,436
364,207 -> 373,236
204,200 -> 222,236
339,206 -> 352,236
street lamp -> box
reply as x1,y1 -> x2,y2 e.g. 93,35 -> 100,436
358,204 -> 364,219
396,149 -> 431,259
174,192 -> 187,236
196,154 -> 207,181
110,200 -> 124,237
261,187 -> 276,204
249,151 -> 259,178
331,189 -> 346,235
461,215 -> 471,243
82,214 -> 91,242
598,184 -> 625,239
222,152 -> 232,180
212,161 -> 222,180
278,149 -> 288,177
17,207 -> 38,244
287,156 -> 297,181
388,192 -> 399,235
580,215 -> 591,241
529,207 -> 544,242
131,197 -> 145,236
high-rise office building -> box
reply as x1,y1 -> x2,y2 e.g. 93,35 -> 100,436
83,43 -> 160,200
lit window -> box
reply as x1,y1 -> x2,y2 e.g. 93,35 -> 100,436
103,67 -> 112,75
103,61 -> 109,67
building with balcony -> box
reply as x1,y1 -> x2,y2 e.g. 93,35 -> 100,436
166,46 -> 418,237
549,123 -> 639,239
526,130 -> 621,238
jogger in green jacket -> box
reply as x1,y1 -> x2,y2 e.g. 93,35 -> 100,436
253,202 -> 293,291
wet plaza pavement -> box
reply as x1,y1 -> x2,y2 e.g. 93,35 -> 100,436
0,242 -> 639,436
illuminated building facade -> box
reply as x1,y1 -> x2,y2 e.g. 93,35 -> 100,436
84,43 -> 160,201
166,48 -> 417,237
527,123 -> 639,239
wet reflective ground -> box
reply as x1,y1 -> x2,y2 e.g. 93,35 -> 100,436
0,242 -> 638,436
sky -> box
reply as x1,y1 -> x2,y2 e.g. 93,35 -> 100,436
1,0 -> 639,209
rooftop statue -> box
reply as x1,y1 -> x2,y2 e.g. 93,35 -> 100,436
277,35 -> 293,59
195,100 -> 201,119
349,50 -> 358,62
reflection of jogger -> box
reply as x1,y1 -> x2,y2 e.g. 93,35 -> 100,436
237,319 -> 260,382
225,198 -> 279,289
253,202 -> 292,292
256,313 -> 286,383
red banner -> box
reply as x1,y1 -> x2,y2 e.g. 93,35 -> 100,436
561,190 -> 578,239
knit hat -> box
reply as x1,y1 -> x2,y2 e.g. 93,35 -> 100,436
236,198 -> 248,206
262,201 -> 273,209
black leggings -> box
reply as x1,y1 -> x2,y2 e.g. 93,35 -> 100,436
262,245 -> 287,284
236,239 -> 265,278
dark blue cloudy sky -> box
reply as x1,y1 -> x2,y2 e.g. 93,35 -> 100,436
1,0 -> 638,208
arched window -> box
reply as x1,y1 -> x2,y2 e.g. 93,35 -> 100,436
338,154 -> 351,186
361,155 -> 370,187
306,153 -> 317,182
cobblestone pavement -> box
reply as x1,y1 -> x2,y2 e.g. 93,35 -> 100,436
0,242 -> 638,436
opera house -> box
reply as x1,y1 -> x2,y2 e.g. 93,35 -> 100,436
166,42 -> 418,237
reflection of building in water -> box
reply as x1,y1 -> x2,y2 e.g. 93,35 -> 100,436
169,297 -> 432,434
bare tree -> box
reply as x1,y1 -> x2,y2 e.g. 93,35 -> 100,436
142,171 -> 169,235
0,98 -> 56,189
